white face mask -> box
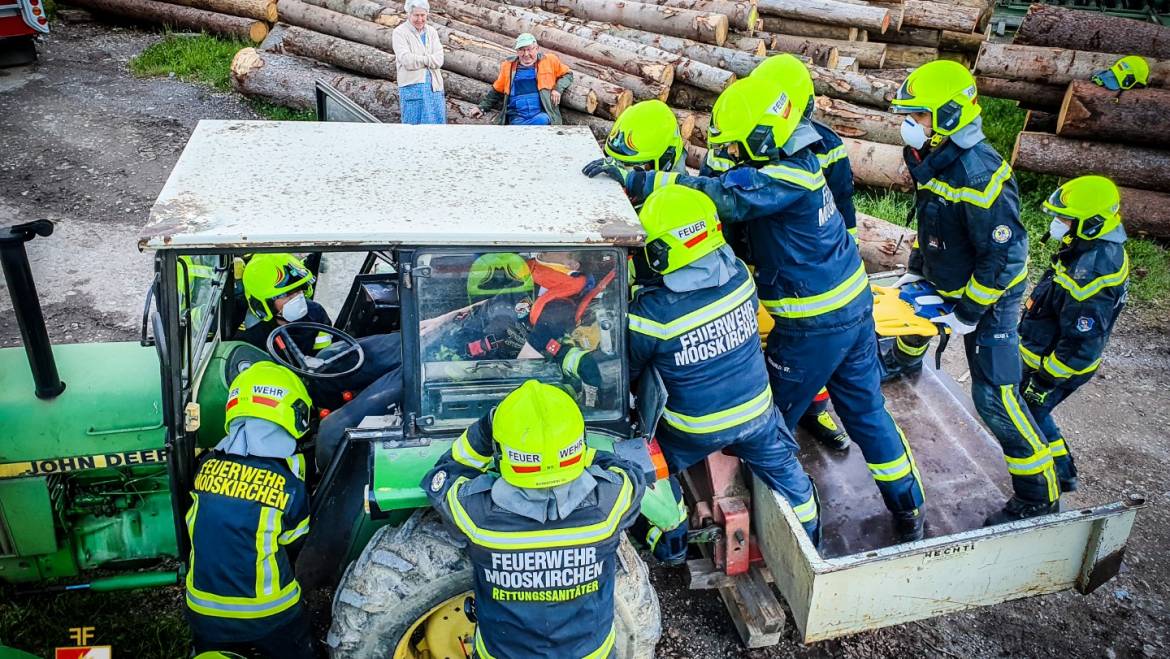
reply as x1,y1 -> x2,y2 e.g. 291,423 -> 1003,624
1048,218 -> 1071,241
280,292 -> 308,321
900,117 -> 928,150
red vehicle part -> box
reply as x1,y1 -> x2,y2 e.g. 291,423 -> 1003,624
0,0 -> 49,37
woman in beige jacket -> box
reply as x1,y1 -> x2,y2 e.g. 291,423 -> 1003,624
392,0 -> 445,124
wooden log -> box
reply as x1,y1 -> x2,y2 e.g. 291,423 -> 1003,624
883,44 -> 937,68
690,110 -> 711,144
863,0 -> 903,32
869,25 -> 939,47
1057,79 -> 1170,149
66,0 -> 268,41
835,55 -> 858,72
767,37 -> 838,68
756,0 -> 889,33
604,25 -> 766,77
974,76 -> 1064,110
230,47 -> 329,110
1013,4 -> 1170,61
974,43 -> 1170,89
576,76 -> 632,119
509,0 -> 731,45
562,108 -> 613,141
278,0 -> 395,49
809,65 -> 900,108
441,42 -> 600,114
297,0 -> 394,24
939,50 -> 972,69
812,95 -> 902,144
757,20 -> 857,41
627,0 -> 759,33
772,34 -> 886,68
1011,131 -> 1170,192
939,28 -> 983,53
857,212 -> 915,272
724,34 -> 768,56
272,24 -> 396,78
864,67 -> 910,83
669,82 -> 719,111
670,108 -> 699,146
1117,186 -> 1170,240
843,137 -> 912,189
899,0 -> 980,33
165,0 -> 277,21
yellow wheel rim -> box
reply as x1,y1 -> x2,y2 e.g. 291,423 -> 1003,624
393,590 -> 476,659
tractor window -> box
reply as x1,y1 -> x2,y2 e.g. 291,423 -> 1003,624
416,249 -> 625,429
178,255 -> 226,383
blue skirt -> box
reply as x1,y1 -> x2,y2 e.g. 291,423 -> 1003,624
400,72 -> 447,125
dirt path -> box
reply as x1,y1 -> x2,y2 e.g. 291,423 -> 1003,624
2,20 -> 1169,659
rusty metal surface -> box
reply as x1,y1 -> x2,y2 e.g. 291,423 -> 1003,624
798,360 -> 1014,559
139,121 -> 645,251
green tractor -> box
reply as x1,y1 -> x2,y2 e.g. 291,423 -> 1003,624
0,120 -> 663,657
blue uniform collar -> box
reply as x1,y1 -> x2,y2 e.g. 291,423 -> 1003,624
907,117 -> 987,185
663,245 -> 737,293
216,418 -> 297,458
490,470 -> 598,523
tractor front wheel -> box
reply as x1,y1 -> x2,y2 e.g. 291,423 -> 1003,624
327,509 -> 661,659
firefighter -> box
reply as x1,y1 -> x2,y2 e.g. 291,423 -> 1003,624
590,99 -> 686,176
584,75 -> 926,542
422,380 -> 645,659
885,60 -> 1059,524
1019,176 -> 1130,493
185,362 -> 314,659
627,184 -> 821,543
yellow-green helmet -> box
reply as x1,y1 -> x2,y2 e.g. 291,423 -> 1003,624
494,380 -> 593,489
605,100 -> 685,172
225,362 -> 313,438
467,252 -> 534,303
242,253 -> 315,322
751,54 -> 815,117
1043,175 -> 1123,241
1092,55 -> 1150,91
890,60 -> 981,144
708,75 -> 806,164
638,185 -> 726,274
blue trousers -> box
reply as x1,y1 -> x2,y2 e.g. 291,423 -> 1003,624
1022,370 -> 1087,483
893,286 -> 1059,503
657,406 -> 819,538
767,313 -> 925,513
315,333 -> 404,469
507,111 -> 551,125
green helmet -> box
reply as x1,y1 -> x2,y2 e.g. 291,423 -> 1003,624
708,75 -> 806,164
494,380 -> 592,489
751,54 -> 815,117
1043,175 -> 1123,241
467,252 -> 534,303
605,100 -> 685,171
242,253 -> 315,321
889,60 -> 981,145
225,362 -> 313,438
638,185 -> 727,274
1092,55 -> 1150,91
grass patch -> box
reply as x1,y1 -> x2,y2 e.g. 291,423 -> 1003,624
856,97 -> 1170,307
130,33 -> 316,121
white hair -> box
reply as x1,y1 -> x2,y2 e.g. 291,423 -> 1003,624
404,0 -> 430,12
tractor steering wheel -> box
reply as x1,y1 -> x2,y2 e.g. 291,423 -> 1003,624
266,322 -> 365,380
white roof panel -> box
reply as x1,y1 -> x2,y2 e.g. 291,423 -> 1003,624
139,121 -> 644,250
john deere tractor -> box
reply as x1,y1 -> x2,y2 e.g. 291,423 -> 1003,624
0,120 -> 662,657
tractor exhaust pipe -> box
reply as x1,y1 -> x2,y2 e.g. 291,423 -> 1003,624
1,220 -> 66,399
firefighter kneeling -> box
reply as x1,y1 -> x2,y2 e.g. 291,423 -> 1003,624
423,380 -> 646,659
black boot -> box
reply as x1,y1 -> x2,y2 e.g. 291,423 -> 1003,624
893,508 -> 925,543
984,496 -> 1060,526
880,344 -> 924,383
799,410 -> 850,451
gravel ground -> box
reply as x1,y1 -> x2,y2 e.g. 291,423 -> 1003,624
2,20 -> 1169,659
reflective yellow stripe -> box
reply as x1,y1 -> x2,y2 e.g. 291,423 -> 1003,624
286,455 -> 305,481
919,161 -> 1012,209
446,468 -> 634,550
1020,345 -> 1042,370
1004,451 -> 1054,476
896,336 -> 930,357
817,145 -> 848,168
894,420 -> 923,497
1042,353 -> 1101,379
563,347 -> 587,377
629,276 -> 755,340
963,265 -> 1028,307
792,493 -> 818,524
705,149 -> 736,173
937,286 -> 963,299
1000,385 -> 1059,501
663,387 -> 772,435
868,454 -> 913,482
477,625 -> 615,659
452,430 -> 493,471
761,262 -> 867,319
256,507 -> 279,597
652,171 -> 680,190
1052,251 -> 1129,302
1049,438 -> 1069,457
761,163 -> 826,190
279,516 -> 310,545
313,332 -> 333,350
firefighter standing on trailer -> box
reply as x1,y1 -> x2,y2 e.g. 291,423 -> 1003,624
885,60 -> 1059,524
1019,176 -> 1130,494
185,362 -> 314,658
422,380 -> 645,659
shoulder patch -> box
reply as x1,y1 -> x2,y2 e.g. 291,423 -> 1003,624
1076,316 -> 1094,333
430,470 -> 447,492
992,225 -> 1012,244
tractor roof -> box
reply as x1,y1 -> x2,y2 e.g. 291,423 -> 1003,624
138,121 -> 644,251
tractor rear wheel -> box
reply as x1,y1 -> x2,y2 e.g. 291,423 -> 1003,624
327,509 -> 661,659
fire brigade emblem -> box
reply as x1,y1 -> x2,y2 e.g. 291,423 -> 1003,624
992,225 -> 1012,243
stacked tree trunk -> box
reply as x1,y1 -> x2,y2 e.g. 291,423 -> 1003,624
979,4 -> 1170,239
64,0 -> 273,41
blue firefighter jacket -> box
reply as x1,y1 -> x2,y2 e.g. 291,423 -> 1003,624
423,414 -> 645,659
905,135 -> 1028,326
627,148 -> 870,332
810,120 -> 857,234
628,261 -> 774,438
1019,232 -> 1129,383
185,451 -> 310,638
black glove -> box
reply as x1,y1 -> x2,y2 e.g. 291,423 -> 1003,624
1022,371 -> 1057,407
582,158 -> 629,186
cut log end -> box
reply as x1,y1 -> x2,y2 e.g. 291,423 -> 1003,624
264,0 -> 277,22
249,20 -> 269,43
231,46 -> 264,76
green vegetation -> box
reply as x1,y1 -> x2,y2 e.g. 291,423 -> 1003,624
856,97 -> 1170,307
130,33 -> 315,121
